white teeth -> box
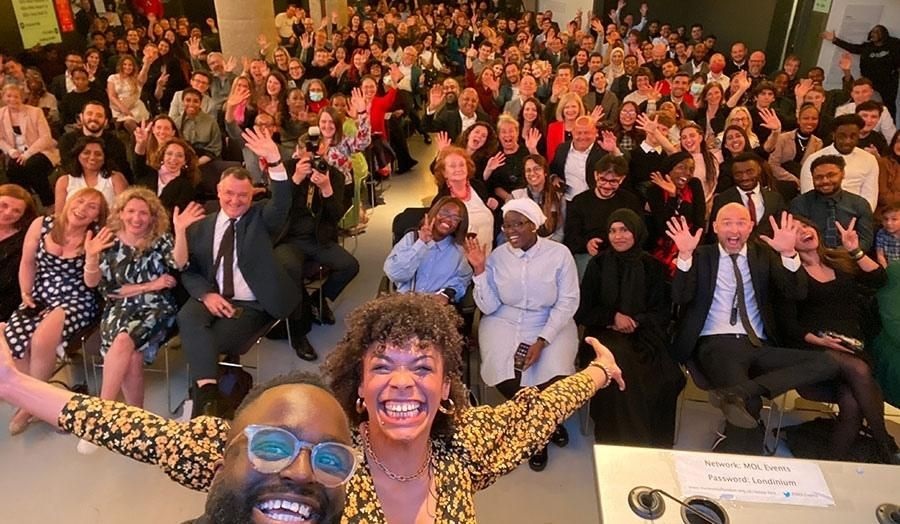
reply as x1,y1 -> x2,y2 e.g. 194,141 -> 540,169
383,400 -> 423,418
256,499 -> 314,521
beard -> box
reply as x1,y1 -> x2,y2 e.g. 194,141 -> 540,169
200,478 -> 343,524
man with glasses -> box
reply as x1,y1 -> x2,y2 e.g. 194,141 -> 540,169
0,333 -> 353,524
564,155 -> 642,277
170,70 -> 215,122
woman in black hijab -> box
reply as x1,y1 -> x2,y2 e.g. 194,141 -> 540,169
575,208 -> 686,446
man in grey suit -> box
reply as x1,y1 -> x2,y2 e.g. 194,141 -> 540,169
179,129 -> 303,418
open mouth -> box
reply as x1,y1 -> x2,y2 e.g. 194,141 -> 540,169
379,400 -> 426,422
253,498 -> 320,524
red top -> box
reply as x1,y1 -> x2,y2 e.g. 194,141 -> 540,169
546,121 -> 569,161
368,87 -> 397,136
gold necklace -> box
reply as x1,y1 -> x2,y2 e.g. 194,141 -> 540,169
363,423 -> 432,483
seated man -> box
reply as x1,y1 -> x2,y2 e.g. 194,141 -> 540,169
57,99 -> 132,182
424,87 -> 490,142
179,130 -> 302,418
855,100 -> 889,155
0,343 -> 352,524
792,155 -> 874,252
564,155 -> 641,277
276,152 -> 358,330
835,77 -> 896,140
708,152 -> 787,241
169,70 -> 215,122
549,116 -> 607,202
800,113 -> 879,211
668,205 -> 838,429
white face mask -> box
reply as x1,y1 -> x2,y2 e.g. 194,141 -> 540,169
690,83 -> 704,95
309,91 -> 324,102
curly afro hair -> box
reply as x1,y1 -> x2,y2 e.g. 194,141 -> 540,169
322,293 -> 469,437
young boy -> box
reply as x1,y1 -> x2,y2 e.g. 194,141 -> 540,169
856,100 -> 889,156
876,202 -> 900,267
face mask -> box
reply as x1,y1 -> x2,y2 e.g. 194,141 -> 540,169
690,83 -> 703,95
309,91 -> 324,102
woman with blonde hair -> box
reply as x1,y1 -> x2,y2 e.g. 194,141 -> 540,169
546,92 -> 586,160
75,189 -> 204,452
0,84 -> 60,207
3,187 -> 108,435
107,55 -> 150,131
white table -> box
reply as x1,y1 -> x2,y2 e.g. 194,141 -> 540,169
593,445 -> 900,523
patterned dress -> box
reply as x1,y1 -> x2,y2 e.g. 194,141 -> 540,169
58,373 -> 596,523
4,216 -> 100,359
97,234 -> 179,363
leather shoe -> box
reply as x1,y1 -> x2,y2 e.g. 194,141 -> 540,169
292,335 -> 318,361
550,424 -> 569,447
191,384 -> 221,419
708,390 -> 758,429
528,446 -> 548,472
310,293 -> 336,325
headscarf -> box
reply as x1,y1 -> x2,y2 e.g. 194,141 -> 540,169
598,209 -> 648,315
502,198 -> 547,228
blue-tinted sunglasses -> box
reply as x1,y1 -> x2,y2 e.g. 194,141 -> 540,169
242,425 -> 361,487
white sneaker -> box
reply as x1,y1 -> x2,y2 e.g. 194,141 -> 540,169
76,438 -> 99,455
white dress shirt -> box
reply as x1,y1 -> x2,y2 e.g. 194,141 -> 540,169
563,145 -> 591,201
739,184 -> 763,225
799,145 -> 880,211
213,212 -> 254,302
459,110 -> 477,134
676,244 -> 800,340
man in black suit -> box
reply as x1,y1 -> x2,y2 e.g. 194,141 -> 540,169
611,55 -> 640,101
549,116 -> 607,202
424,87 -> 490,142
669,206 -> 838,428
708,152 -> 787,241
179,129 -> 306,418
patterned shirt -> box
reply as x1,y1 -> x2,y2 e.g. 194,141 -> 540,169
59,373 -> 596,523
876,228 -> 900,264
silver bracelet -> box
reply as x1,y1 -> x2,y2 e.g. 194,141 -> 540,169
588,361 -> 612,389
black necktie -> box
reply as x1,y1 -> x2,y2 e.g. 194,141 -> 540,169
825,199 -> 839,248
217,218 -> 236,298
729,253 -> 762,347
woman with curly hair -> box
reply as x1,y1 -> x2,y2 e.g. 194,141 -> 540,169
75,189 -> 204,453
134,137 -> 200,214
0,293 -> 624,521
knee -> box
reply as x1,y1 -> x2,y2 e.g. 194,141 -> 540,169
109,332 -> 136,353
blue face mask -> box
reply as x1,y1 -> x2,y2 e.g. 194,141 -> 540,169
309,91 -> 324,102
690,83 -> 703,95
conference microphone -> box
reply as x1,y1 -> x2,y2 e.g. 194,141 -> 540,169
876,503 -> 900,524
628,486 -> 728,524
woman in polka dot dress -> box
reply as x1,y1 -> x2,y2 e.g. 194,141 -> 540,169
2,187 -> 108,436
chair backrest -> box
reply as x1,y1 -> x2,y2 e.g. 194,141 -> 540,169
391,207 -> 428,245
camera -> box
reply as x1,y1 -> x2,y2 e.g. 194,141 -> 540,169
304,126 -> 329,173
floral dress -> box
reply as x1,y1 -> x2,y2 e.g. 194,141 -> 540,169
4,216 -> 99,359
58,373 -> 596,523
97,234 -> 179,363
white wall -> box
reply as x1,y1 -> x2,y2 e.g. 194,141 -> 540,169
538,0 -> 594,36
816,0 -> 900,124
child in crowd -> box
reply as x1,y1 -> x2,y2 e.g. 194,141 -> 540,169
876,203 -> 900,267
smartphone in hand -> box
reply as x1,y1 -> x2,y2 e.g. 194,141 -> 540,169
513,342 -> 530,372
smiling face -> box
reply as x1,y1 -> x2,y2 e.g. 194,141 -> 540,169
608,222 -> 635,252
442,153 -> 469,184
431,201 -> 463,241
162,142 -> 187,172
572,121 -> 597,151
218,174 -> 254,219
119,197 -> 153,237
724,128 -> 747,155
594,170 -> 625,199
833,123 -> 860,155
81,103 -> 108,134
731,159 -> 761,191
797,107 -> 819,135
152,118 -> 176,143
358,342 -> 450,444
498,122 -> 518,151
811,162 -> 844,196
0,195 -> 27,228
502,210 -> 537,249
206,384 -> 349,524
183,93 -> 202,117
794,222 -> 819,253
680,127 -> 701,154
714,203 -> 753,254
318,111 -> 336,140
466,124 -> 489,151
670,158 -> 695,189
78,143 -> 105,173
66,192 -> 104,228
524,158 -> 546,189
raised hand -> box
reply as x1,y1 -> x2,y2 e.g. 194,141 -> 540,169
838,51 -> 852,72
524,127 -> 542,153
241,127 -> 280,162
650,172 -> 677,196
223,55 -> 237,73
647,81 -> 663,101
665,215 -> 703,258
590,104 -> 605,121
759,108 -> 782,131
133,120 -> 150,147
418,214 -> 435,243
172,202 -> 206,232
585,336 -> 625,391
759,211 -> 798,256
640,2 -> 649,16
300,32 -> 312,49
598,130 -> 618,153
84,227 -> 115,257
188,36 -> 203,58
463,236 -> 488,275
466,46 -> 478,60
350,87 -> 367,114
435,131 -> 452,150
794,78 -> 813,99
484,152 -> 506,177
256,33 -> 269,50
731,71 -> 750,92
836,217 -> 859,252
428,84 -> 445,111
636,113 -> 658,134
587,237 -> 603,256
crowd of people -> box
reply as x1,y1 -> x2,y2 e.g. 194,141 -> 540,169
1,0 -> 900,521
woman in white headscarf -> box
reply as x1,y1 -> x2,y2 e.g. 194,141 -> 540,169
464,198 -> 580,472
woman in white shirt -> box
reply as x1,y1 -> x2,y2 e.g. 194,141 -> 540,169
54,136 -> 128,211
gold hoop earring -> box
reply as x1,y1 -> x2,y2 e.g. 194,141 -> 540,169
438,398 -> 455,415
355,397 -> 366,414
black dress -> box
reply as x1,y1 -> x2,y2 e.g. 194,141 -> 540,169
0,229 -> 26,321
575,251 -> 686,446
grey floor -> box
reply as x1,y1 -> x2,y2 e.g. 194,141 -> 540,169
1,137 -> 898,523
